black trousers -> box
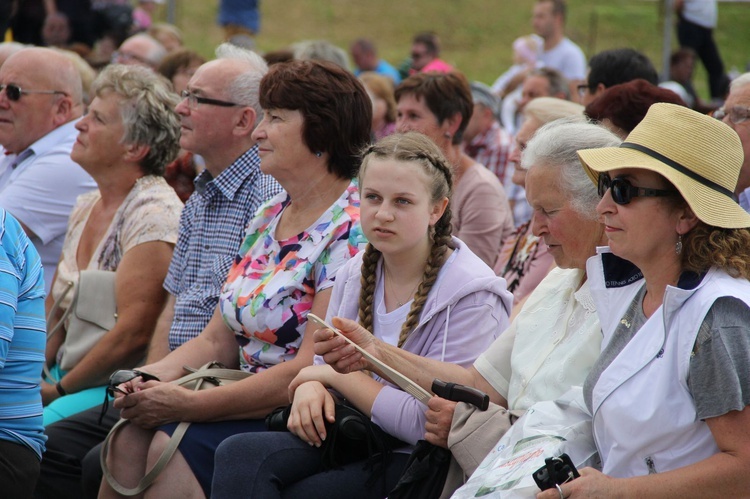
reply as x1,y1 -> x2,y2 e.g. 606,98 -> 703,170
677,15 -> 729,99
34,405 -> 118,499
0,438 -> 41,499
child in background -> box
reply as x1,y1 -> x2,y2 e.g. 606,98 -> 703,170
491,35 -> 541,98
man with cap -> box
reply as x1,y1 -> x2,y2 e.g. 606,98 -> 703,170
0,47 -> 96,293
463,81 -> 514,187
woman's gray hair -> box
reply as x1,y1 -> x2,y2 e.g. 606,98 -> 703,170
522,118 -> 622,219
730,72 -> 750,92
215,42 -> 268,124
292,40 -> 350,71
91,64 -> 180,176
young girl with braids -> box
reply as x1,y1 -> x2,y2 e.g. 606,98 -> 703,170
210,132 -> 513,499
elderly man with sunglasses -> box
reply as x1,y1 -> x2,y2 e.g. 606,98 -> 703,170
718,73 -> 750,213
0,47 -> 96,294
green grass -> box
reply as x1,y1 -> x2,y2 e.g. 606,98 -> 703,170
157,0 -> 750,99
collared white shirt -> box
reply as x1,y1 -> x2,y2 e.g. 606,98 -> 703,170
0,118 -> 96,293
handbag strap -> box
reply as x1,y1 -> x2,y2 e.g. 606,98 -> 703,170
100,415 -> 194,495
101,366 -> 251,496
45,280 -> 76,340
43,280 -> 76,382
176,366 -> 252,387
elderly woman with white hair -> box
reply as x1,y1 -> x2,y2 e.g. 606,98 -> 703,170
42,64 -> 182,425
497,97 -> 586,313
538,104 -> 750,498
313,119 -> 622,495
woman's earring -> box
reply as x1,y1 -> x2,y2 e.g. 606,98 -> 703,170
443,132 -> 451,139
675,234 -> 683,255
315,151 -> 322,158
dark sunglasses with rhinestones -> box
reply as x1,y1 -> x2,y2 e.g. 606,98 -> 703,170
597,172 -> 678,205
99,369 -> 160,423
0,83 -> 67,101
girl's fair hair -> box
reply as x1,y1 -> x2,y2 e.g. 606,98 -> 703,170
357,132 -> 455,347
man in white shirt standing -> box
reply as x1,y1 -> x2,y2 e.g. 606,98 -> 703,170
676,0 -> 729,101
0,47 -> 96,293
532,0 -> 586,91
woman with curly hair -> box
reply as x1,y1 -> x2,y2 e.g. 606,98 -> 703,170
210,132 -> 512,498
547,103 -> 750,498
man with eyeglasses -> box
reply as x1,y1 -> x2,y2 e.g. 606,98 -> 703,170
719,73 -> 750,212
0,47 -> 96,294
35,43 -> 282,499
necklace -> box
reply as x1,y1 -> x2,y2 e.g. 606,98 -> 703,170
383,263 -> 421,307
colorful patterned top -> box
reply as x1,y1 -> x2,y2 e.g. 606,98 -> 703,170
220,181 -> 365,372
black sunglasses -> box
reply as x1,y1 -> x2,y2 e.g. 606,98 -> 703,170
0,83 -> 67,101
597,172 -> 678,205
99,369 -> 160,424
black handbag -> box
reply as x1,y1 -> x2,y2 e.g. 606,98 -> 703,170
266,401 -> 405,480
388,440 -> 452,499
388,380 -> 492,499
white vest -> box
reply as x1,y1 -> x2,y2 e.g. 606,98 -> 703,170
587,249 -> 750,477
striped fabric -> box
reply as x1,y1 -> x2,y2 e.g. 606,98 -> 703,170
0,209 -> 46,459
163,145 -> 282,350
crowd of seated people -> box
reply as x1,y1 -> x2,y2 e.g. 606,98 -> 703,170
0,0 -> 748,497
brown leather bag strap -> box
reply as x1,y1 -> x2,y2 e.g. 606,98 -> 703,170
100,366 -> 252,495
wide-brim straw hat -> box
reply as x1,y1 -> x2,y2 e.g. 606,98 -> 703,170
577,102 -> 750,229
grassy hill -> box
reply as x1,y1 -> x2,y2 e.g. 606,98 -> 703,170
160,0 -> 750,99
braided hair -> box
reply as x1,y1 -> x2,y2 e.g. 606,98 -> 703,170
357,132 -> 455,347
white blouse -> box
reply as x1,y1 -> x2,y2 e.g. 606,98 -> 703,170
474,267 -> 601,410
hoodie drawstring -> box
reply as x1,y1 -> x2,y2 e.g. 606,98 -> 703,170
440,305 -> 450,362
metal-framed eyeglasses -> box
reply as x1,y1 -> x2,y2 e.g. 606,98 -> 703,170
714,105 -> 750,126
597,172 -> 678,205
0,83 -> 67,102
180,90 -> 239,109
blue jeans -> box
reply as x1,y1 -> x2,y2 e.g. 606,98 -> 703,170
211,431 -> 410,499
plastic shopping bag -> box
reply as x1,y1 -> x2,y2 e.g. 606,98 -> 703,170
451,387 -> 599,498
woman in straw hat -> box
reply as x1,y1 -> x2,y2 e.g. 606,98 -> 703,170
539,102 -> 750,498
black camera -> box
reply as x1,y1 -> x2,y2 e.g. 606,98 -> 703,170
532,453 -> 580,491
